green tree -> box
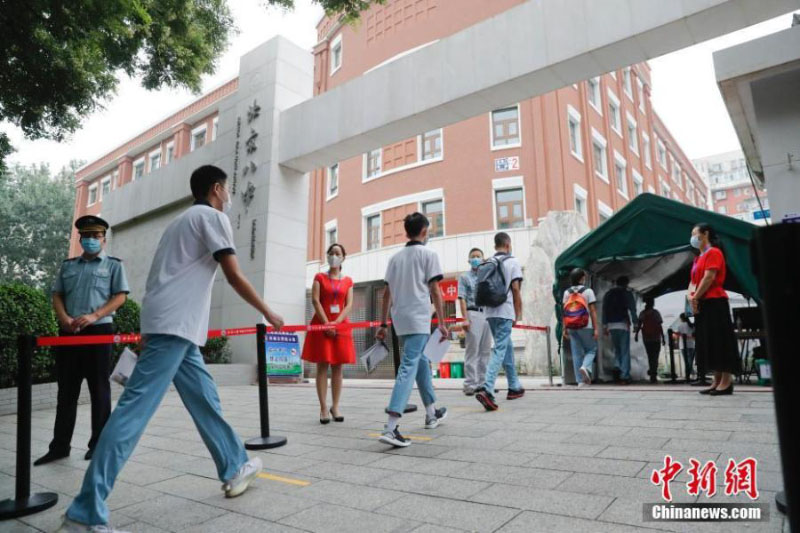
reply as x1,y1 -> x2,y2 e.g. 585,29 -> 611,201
0,0 -> 384,174
0,161 -> 80,289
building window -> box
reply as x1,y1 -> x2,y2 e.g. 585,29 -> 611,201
366,149 -> 381,179
623,67 -> 633,99
734,187 -> 742,197
327,164 -> 339,199
495,188 -> 524,229
100,177 -> 111,199
657,138 -> 667,169
325,220 -> 338,249
165,142 -> 175,165
587,77 -> 602,113
632,170 -> 643,196
191,125 -> 207,151
87,184 -> 98,206
591,130 -> 608,182
421,129 -> 442,160
660,180 -> 671,198
598,201 -> 613,224
626,114 -> 638,155
212,117 -> 219,141
715,190 -> 727,200
491,106 -> 521,148
112,170 -> 120,188
133,158 -> 145,180
642,132 -> 652,168
366,214 -> 381,250
614,152 -> 627,197
330,34 -> 343,75
149,149 -> 161,172
637,78 -> 645,111
718,206 -> 727,214
327,227 -> 337,247
422,199 -> 444,237
607,90 -> 621,135
574,184 -> 588,220
567,106 -> 583,161
672,161 -> 682,188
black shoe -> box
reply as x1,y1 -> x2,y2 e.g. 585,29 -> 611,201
330,408 -> 344,422
612,368 -> 621,382
699,387 -> 716,395
320,414 -> 331,424
650,376 -> 658,384
709,384 -> 734,396
475,390 -> 498,411
34,450 -> 69,466
84,449 -> 93,461
507,388 -> 525,400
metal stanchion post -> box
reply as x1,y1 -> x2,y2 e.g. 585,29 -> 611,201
666,328 -> 677,383
245,324 -> 287,450
0,336 -> 58,520
546,326 -> 554,387
385,325 -> 417,414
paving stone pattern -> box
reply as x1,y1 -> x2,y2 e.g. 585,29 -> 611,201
0,381 -> 786,532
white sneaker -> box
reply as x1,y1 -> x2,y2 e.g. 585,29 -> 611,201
579,367 -> 592,384
221,456 -> 262,498
577,382 -> 588,388
58,516 -> 129,533
378,425 -> 411,447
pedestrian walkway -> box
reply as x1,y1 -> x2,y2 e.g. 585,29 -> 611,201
0,381 -> 784,532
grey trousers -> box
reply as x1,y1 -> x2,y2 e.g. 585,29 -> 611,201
464,310 -> 493,389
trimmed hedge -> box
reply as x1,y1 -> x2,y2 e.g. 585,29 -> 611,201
0,283 -> 57,388
200,336 -> 232,364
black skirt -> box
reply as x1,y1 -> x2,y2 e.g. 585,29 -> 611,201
695,298 -> 740,374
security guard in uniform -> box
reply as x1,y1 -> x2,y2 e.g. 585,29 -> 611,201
35,215 -> 130,466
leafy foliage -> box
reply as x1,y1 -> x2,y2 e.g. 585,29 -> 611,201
112,299 -> 141,365
200,337 -> 232,364
0,0 -> 383,170
0,162 -> 79,289
0,283 -> 58,388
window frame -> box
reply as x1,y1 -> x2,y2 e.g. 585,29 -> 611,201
566,105 -> 583,162
626,112 -> 639,155
587,77 -> 602,114
489,104 -> 522,151
656,137 -> 667,169
637,78 -> 645,111
87,183 -> 99,207
324,219 -> 338,250
641,131 -> 652,169
149,148 -> 162,173
573,183 -> 588,221
623,67 -> 633,99
491,177 -> 526,231
421,198 -> 446,238
330,33 -> 343,75
613,150 -> 628,199
132,157 -> 145,181
607,89 -> 622,136
165,141 -> 175,165
363,148 -> 383,182
632,169 -> 644,197
212,116 -> 219,141
100,176 -> 112,200
591,128 -> 609,183
419,128 -> 444,162
190,124 -> 208,152
364,213 -> 382,251
597,200 -> 614,224
326,163 -> 339,201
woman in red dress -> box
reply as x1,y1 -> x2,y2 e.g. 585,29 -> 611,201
303,243 -> 356,423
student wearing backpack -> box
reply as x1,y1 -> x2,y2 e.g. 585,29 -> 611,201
634,297 -> 665,383
562,268 -> 600,387
474,232 -> 524,411
458,248 -> 493,396
602,276 -> 638,384
376,212 -> 448,447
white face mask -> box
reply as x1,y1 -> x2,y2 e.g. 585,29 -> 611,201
327,255 -> 343,268
220,186 -> 232,213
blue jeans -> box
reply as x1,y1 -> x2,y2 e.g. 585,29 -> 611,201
609,329 -> 631,380
568,329 -> 597,383
67,334 -> 248,525
482,318 -> 522,397
682,347 -> 695,379
387,334 -> 437,416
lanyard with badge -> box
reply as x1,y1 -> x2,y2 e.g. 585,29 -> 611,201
328,272 -> 342,315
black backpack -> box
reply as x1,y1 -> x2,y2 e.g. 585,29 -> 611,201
475,255 -> 510,308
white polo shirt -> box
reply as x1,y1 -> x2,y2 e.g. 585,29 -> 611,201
141,202 -> 236,346
484,253 -> 524,321
384,242 -> 443,336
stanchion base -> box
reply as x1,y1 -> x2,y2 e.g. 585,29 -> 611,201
0,492 -> 59,520
385,404 -> 418,414
775,491 -> 787,515
245,435 -> 287,450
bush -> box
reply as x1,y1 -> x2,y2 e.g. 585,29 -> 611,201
0,283 -> 58,388
200,337 -> 232,364
112,298 -> 140,365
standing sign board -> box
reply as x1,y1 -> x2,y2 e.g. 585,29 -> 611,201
265,333 -> 302,377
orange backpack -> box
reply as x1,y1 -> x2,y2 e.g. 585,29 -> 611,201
563,287 -> 590,329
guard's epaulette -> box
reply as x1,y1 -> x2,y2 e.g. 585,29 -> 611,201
107,256 -> 123,262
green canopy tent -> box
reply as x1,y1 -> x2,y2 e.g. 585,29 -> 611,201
553,193 -> 759,340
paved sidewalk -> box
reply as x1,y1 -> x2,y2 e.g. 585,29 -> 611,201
0,381 -> 786,532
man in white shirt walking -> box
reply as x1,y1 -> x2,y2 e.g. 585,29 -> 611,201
376,212 -> 448,447
61,166 -> 284,532
475,232 -> 525,411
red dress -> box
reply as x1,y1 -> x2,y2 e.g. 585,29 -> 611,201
302,273 -> 357,365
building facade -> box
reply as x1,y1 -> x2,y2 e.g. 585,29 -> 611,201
693,150 -> 770,224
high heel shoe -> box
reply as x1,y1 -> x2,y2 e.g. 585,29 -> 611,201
320,412 -> 331,424
699,387 -> 716,395
330,408 -> 344,422
709,384 -> 734,396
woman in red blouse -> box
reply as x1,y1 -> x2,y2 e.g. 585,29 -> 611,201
687,223 -> 740,396
302,244 -> 356,423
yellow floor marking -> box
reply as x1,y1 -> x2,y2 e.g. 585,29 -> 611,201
257,472 -> 311,486
367,432 -> 433,441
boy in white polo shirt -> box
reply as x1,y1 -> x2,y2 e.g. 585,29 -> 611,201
376,212 -> 448,447
475,232 -> 524,412
62,166 -> 284,532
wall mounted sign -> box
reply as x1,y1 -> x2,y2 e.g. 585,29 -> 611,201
494,156 -> 520,172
